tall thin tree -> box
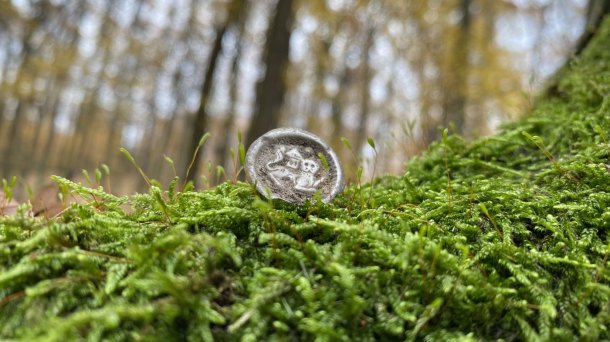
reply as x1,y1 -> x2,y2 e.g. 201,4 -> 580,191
355,27 -> 374,153
185,0 -> 240,184
246,0 -> 295,147
442,0 -> 471,135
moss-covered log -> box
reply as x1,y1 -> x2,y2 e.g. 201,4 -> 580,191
2,16 -> 610,342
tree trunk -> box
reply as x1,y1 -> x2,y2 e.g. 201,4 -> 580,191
185,24 -> 227,184
183,0 -> 247,185
156,69 -> 183,179
2,15 -> 37,177
217,52 -> 240,172
546,0 -> 610,97
441,0 -> 471,136
574,0 -> 610,55
153,0 -> 197,180
245,0 -> 295,147
217,4 -> 248,172
355,28 -> 374,153
38,98 -> 61,179
330,75 -> 345,149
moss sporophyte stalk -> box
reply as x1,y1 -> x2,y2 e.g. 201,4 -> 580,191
2,17 -> 610,342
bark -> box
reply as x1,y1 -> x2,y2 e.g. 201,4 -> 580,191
155,69 -> 183,179
330,74 -> 345,148
102,1 -> 146,171
38,98 -> 61,178
355,28 -> 374,153
546,0 -> 610,97
573,0 -> 610,56
329,37 -> 348,152
245,0 -> 295,147
185,24 -> 227,184
32,3 -> 83,175
441,0 -> 471,136
67,1 -> 114,171
217,3 -> 249,171
155,0 -> 197,179
30,75 -> 55,164
217,48 -> 240,172
184,0 -> 248,184
2,11 -> 38,177
142,4 -> 179,177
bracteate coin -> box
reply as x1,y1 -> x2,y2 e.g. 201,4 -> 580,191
245,128 -> 344,204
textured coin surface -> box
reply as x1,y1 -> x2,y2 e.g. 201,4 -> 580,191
246,128 -> 344,204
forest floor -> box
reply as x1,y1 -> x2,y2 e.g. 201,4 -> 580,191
1,16 -> 609,342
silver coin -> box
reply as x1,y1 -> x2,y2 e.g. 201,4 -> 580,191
245,128 -> 345,204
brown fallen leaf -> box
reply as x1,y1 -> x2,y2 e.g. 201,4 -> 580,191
32,183 -> 64,218
0,193 -> 20,216
32,183 -> 84,218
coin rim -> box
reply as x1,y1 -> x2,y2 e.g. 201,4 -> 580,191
245,127 -> 345,203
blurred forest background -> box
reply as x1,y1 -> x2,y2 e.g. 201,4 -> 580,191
0,0 -> 596,198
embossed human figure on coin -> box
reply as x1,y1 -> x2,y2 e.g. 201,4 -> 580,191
294,158 -> 323,193
266,146 -> 300,186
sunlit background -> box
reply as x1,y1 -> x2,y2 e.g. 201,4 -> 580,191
0,0 -> 589,198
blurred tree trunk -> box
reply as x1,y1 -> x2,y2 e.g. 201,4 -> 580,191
217,40 -> 241,172
441,0 -> 471,137
2,15 -> 38,177
38,99 -> 62,177
185,24 -> 227,184
466,0 -> 497,137
246,0 -> 295,147
188,0 -> 247,184
142,92 -> 159,177
31,75 -> 56,164
419,0 -> 471,144
142,4 -> 179,178
217,1 -> 248,172
5,102 -> 27,175
67,1 -> 114,172
156,0 -> 197,180
330,71 -> 346,148
156,69 -> 184,178
355,28 -> 374,153
35,75 -> 61,179
329,67 -> 345,150
546,0 -> 610,97
31,4 -> 83,178
574,0 -> 610,55
101,0 -> 145,174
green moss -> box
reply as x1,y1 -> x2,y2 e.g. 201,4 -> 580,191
2,17 -> 610,342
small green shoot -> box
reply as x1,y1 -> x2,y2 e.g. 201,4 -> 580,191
2,176 -> 17,203
366,136 -> 378,207
164,155 -> 177,178
478,203 -> 503,240
441,129 -> 452,207
82,169 -> 91,184
120,147 -> 152,187
101,164 -> 111,193
94,168 -> 102,185
341,136 -> 361,186
184,132 -> 210,189
236,130 -> 246,181
318,152 -> 330,200
216,165 -> 226,184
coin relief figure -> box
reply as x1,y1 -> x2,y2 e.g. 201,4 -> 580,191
266,146 -> 324,193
